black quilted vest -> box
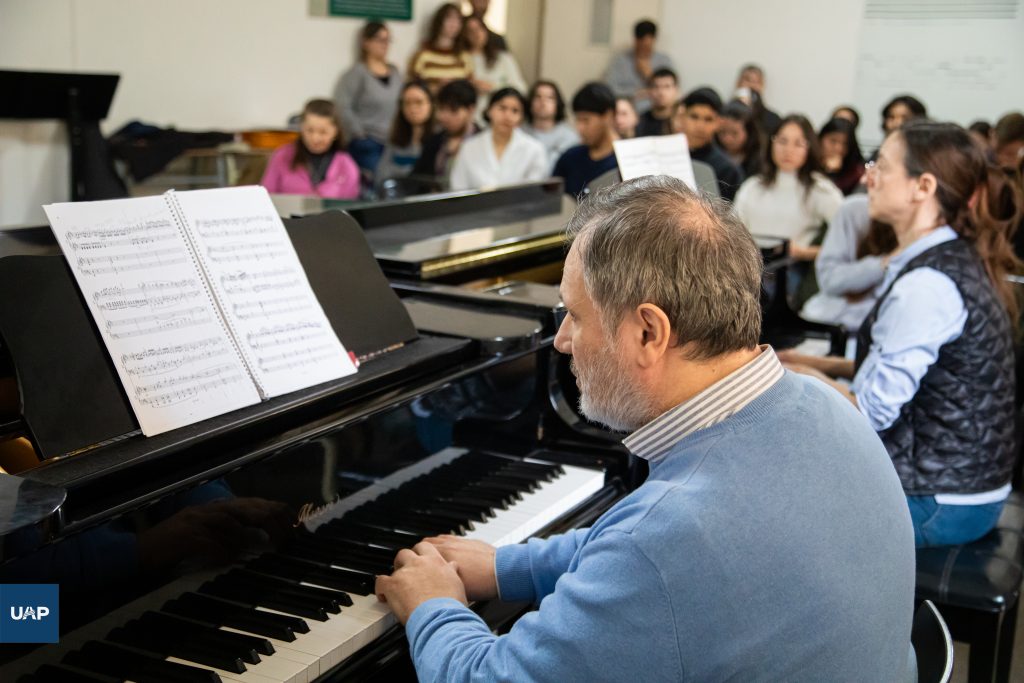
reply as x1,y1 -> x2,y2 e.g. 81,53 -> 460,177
854,238 -> 1016,494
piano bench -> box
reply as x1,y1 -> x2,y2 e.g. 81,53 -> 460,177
915,496 -> 1024,683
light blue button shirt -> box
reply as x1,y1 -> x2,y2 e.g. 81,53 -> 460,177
851,226 -> 965,431
851,226 -> 1010,504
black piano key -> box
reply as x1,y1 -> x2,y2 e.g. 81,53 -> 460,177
292,532 -> 399,565
225,567 -> 355,608
64,641 -> 221,683
22,664 -> 119,683
284,544 -> 391,575
342,509 -> 467,536
293,532 -> 398,563
250,554 -> 371,596
165,592 -> 306,639
107,625 -> 248,674
317,521 -> 420,549
138,611 -> 271,661
199,580 -> 329,621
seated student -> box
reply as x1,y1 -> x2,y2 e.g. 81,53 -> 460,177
868,94 -> 927,162
781,121 -> 1021,547
635,68 -> 678,137
604,20 -> 674,113
376,81 -> 435,183
552,83 -> 619,198
449,88 -> 548,191
462,15 -> 526,123
409,3 -> 473,93
261,99 -> 359,199
734,64 -> 781,135
800,194 -> 896,334
414,79 -> 479,180
614,96 -> 639,140
374,175 -> 916,683
968,120 -> 993,152
521,80 -> 580,170
819,117 -> 865,195
716,99 -> 763,179
335,21 -> 403,175
733,114 -> 843,261
993,111 -> 1024,169
832,104 -> 861,130
671,87 -> 744,201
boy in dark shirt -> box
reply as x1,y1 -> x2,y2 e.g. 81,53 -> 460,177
553,83 -> 618,199
636,68 -> 678,137
414,79 -> 478,180
673,87 -> 744,201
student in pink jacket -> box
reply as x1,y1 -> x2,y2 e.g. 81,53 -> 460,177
261,99 -> 361,199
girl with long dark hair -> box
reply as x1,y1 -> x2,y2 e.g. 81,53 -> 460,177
819,117 -> 865,195
733,114 -> 843,262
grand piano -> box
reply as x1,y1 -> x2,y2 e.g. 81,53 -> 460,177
0,182 -> 843,682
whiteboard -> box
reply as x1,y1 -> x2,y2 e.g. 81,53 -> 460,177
851,0 -> 1024,149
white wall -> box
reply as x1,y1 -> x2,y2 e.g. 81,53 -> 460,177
0,0 -> 451,225
661,0 -> 864,129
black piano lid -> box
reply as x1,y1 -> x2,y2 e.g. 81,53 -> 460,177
21,333 -> 478,531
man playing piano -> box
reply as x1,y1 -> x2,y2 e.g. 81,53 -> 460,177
375,176 -> 916,682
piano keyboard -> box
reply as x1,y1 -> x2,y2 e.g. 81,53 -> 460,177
17,449 -> 606,683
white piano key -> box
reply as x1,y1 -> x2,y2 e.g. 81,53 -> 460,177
165,655 -> 284,683
464,464 -> 606,546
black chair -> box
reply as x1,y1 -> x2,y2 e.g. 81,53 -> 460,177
914,403 -> 1024,682
912,600 -> 954,683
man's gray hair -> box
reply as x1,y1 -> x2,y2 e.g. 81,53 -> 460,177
566,175 -> 762,360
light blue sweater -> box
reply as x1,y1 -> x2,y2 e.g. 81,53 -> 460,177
405,373 -> 915,682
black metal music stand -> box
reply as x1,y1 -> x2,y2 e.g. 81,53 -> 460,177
0,70 -> 120,201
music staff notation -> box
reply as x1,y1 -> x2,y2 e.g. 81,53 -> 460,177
106,307 -> 213,339
94,279 -> 203,312
246,322 -> 328,351
206,242 -> 289,264
257,342 -> 338,373
122,337 -> 234,378
194,214 -> 279,240
78,247 -> 189,276
232,294 -> 311,320
66,218 -> 179,252
136,371 -> 249,408
220,268 -> 301,295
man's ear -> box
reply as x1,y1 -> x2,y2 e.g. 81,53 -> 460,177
633,303 -> 672,368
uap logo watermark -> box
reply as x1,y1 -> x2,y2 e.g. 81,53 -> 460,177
0,584 -> 59,643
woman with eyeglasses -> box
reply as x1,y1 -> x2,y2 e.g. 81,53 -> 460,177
335,21 -> 403,176
780,120 -> 1022,547
733,114 -> 843,263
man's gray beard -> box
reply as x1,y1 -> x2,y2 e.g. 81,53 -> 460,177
573,351 -> 657,433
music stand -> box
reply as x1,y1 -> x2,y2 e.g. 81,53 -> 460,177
0,70 -> 120,201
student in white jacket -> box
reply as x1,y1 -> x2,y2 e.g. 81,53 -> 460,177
450,88 -> 549,191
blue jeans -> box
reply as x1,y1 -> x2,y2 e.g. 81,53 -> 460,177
347,137 -> 385,175
906,495 -> 1005,547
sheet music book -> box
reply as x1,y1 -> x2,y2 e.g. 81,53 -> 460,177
612,134 -> 697,190
43,186 -> 357,436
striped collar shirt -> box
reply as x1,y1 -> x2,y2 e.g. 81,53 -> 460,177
623,345 -> 785,462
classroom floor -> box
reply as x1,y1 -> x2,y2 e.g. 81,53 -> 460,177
950,595 -> 1023,682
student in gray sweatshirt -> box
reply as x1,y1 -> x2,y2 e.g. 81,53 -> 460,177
335,21 -> 403,174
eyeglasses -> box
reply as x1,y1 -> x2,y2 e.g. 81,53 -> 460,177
770,135 -> 808,149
